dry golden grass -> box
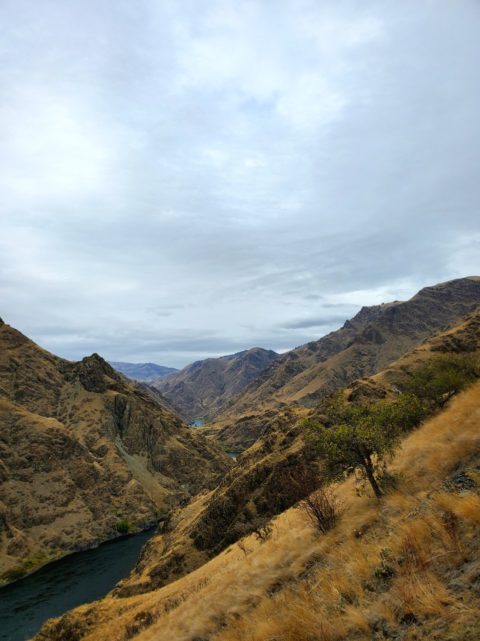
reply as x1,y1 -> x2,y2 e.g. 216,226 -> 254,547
35,382 -> 480,641
389,570 -> 452,618
208,382 -> 480,641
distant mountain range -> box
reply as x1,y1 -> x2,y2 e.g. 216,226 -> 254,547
215,276 -> 480,418
145,277 -> 480,425
153,347 -> 280,421
109,361 -> 178,382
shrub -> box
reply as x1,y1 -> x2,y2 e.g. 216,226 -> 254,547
403,354 -> 479,410
253,521 -> 273,543
305,396 -> 402,499
299,484 -> 341,534
116,519 -> 130,534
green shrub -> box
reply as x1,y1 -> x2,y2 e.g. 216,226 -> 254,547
306,355 -> 479,500
403,354 -> 479,410
116,519 -> 130,534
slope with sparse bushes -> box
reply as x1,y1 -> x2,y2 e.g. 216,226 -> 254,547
34,379 -> 480,641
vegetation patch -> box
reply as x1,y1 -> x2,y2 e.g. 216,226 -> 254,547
116,519 -> 131,534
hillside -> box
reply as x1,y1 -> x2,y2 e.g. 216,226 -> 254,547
218,277 -> 480,418
0,320 -> 230,585
109,362 -> 178,383
34,378 -> 480,641
153,347 -> 279,421
28,306 -> 480,636
210,307 -> 480,452
100,309 -> 480,597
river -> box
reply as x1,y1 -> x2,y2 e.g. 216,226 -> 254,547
0,528 -> 155,641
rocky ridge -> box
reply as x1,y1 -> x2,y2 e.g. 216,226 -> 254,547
218,277 -> 480,418
0,320 -> 230,584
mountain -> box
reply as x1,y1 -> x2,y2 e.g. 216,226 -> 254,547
153,347 -> 280,421
202,306 -> 480,454
52,309 -> 480,604
218,276 -> 480,419
33,315 -> 480,641
109,361 -> 178,382
0,320 -> 230,584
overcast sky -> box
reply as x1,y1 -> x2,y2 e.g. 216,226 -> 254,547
1,0 -> 479,367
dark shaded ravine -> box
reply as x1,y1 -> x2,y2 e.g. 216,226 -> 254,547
0,528 -> 156,641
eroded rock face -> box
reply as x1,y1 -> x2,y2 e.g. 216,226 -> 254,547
0,323 -> 231,584
107,413 -> 314,598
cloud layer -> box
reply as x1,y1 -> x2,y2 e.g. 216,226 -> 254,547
1,0 -> 479,366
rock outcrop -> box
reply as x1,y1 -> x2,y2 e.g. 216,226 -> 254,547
0,323 -> 230,584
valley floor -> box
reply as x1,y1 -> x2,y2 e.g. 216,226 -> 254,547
36,381 -> 480,641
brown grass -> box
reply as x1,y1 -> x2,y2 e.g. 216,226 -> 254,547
34,382 -> 480,641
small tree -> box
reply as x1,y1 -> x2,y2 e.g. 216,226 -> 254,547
306,393 -> 415,499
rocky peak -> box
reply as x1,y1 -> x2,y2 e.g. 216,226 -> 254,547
62,352 -> 121,393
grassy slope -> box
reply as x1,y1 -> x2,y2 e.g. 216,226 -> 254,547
36,380 -> 480,641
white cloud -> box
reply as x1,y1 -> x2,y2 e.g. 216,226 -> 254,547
0,86 -> 118,208
0,0 -> 479,367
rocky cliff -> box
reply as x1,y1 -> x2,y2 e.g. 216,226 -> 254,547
0,320 -> 230,584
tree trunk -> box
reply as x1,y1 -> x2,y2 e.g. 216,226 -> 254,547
363,457 -> 384,499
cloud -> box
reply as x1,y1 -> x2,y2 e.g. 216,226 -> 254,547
0,0 -> 479,367
281,315 -> 352,330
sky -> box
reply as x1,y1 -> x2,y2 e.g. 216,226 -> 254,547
1,0 -> 479,368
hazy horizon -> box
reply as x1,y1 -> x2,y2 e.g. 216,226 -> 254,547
1,1 -> 479,367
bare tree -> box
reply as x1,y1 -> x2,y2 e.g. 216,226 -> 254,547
299,484 -> 341,534
281,464 -> 342,535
